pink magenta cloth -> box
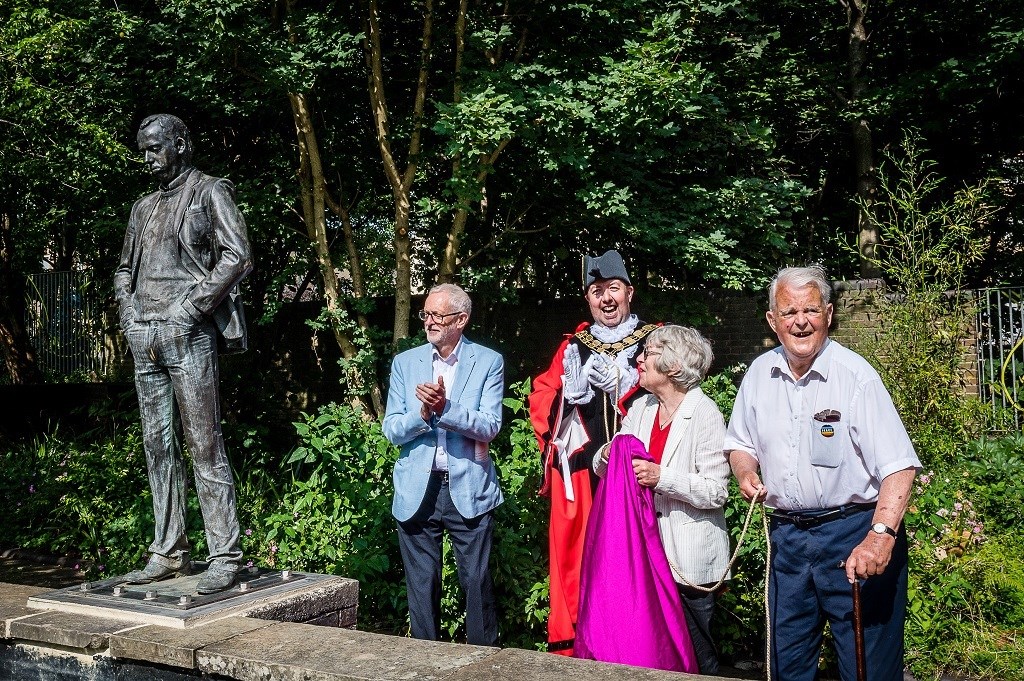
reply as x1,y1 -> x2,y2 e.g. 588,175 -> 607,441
573,434 -> 698,673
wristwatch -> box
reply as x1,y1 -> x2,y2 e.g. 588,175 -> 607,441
870,522 -> 897,538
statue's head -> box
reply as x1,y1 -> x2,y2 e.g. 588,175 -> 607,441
137,114 -> 193,183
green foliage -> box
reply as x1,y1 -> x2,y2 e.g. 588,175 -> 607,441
256,403 -> 405,631
0,422 -> 174,580
715,479 -> 769,662
491,379 -> 550,649
861,135 -> 995,465
700,363 -> 745,422
904,453 -> 1024,680
250,381 -> 550,644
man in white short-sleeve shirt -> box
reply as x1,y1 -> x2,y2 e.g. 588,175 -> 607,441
726,265 -> 920,681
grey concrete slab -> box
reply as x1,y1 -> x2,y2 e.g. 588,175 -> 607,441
238,575 -> 357,625
28,571 -> 355,629
8,609 -> 139,652
109,616 -> 278,669
0,582 -> 49,638
445,647 -> 722,681
196,621 -> 501,680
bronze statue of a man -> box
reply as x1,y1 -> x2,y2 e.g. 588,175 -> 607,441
114,114 -> 253,594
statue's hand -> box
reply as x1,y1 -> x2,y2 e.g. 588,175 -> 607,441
119,306 -> 136,332
171,300 -> 203,326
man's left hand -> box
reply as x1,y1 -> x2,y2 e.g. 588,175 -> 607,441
633,459 -> 661,488
844,532 -> 895,583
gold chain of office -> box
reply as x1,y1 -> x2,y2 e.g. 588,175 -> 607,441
574,323 -> 659,355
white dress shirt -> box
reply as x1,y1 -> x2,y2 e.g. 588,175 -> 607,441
430,338 -> 462,471
725,339 -> 921,511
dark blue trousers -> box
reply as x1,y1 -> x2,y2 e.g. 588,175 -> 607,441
768,507 -> 908,681
397,472 -> 498,646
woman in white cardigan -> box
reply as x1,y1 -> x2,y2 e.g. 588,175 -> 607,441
594,324 -> 730,674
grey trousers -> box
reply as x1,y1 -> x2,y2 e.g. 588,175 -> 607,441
126,317 -> 242,568
678,584 -> 719,675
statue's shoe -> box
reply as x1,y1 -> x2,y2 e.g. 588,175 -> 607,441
197,565 -> 238,594
122,558 -> 191,584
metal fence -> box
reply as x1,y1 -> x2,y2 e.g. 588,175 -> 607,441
25,271 -> 108,381
977,286 -> 1024,430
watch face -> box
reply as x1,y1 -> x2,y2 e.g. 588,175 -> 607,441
872,522 -> 895,536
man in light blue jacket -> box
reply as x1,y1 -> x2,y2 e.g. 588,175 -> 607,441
383,283 -> 504,646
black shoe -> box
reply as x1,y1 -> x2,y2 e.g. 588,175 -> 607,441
196,566 -> 238,594
122,557 -> 191,584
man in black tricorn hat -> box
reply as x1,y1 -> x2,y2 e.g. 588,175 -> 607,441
114,114 -> 252,594
529,250 -> 658,655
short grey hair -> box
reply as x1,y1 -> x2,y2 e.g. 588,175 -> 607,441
645,325 -> 713,391
427,283 -> 472,316
138,114 -> 193,166
769,265 -> 832,310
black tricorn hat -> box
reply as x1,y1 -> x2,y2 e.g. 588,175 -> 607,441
584,250 -> 631,288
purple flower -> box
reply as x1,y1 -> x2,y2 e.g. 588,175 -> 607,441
245,560 -> 254,568
954,502 -> 963,511
937,508 -> 949,518
28,485 -> 35,493
919,474 -> 931,485
245,528 -> 253,537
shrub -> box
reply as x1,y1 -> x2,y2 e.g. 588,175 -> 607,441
252,379 -> 551,645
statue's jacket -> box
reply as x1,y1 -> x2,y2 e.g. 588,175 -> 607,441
114,168 -> 253,354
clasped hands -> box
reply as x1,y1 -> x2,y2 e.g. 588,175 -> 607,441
417,375 -> 447,423
562,345 -> 634,403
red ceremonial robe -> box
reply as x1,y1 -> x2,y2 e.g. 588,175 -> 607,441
528,320 -> 655,655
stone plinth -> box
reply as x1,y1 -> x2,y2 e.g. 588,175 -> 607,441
26,569 -> 357,629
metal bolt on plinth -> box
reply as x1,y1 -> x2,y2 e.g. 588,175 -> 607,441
179,594 -> 192,606
144,590 -> 157,601
281,570 -> 292,581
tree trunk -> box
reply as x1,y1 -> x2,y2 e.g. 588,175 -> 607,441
365,0 -> 433,343
0,208 -> 43,383
437,0 -> 511,283
289,91 -> 384,417
845,0 -> 881,279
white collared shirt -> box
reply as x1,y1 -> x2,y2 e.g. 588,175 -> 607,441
430,338 -> 463,471
725,339 -> 920,511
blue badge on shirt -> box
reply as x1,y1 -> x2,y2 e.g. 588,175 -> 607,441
820,424 -> 835,438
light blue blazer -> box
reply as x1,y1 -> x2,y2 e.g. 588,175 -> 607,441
383,338 -> 505,522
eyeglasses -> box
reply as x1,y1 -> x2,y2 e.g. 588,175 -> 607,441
418,310 -> 462,323
641,349 -> 662,358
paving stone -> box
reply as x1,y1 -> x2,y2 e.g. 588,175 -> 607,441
197,620 -> 500,680
445,647 -> 716,681
0,582 -> 49,638
8,609 -> 139,652
110,616 -> 277,669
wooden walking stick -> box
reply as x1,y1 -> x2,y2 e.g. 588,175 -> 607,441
852,579 -> 866,681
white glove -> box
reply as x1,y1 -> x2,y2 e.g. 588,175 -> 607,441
589,353 -> 639,399
562,344 -> 596,404
588,354 -> 619,394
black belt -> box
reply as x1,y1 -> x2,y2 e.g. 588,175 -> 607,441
431,469 -> 449,485
769,502 -> 876,529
